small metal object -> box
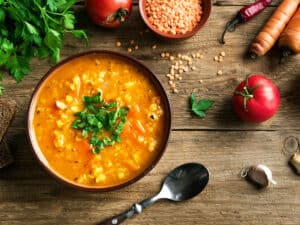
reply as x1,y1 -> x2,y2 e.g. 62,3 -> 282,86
96,163 -> 209,225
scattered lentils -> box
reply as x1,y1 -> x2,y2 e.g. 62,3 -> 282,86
160,51 -> 205,93
213,51 -> 227,74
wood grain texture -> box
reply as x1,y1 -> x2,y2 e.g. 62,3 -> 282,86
0,131 -> 299,225
0,2 -> 299,225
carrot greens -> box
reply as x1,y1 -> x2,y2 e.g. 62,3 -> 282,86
71,92 -> 129,154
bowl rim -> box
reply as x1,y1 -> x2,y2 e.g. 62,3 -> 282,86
139,0 -> 212,40
27,50 -> 172,192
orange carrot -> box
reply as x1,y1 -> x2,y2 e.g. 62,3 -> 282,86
250,0 -> 300,58
278,7 -> 300,62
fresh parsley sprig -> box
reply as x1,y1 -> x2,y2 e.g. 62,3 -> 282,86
71,92 -> 129,154
190,93 -> 214,118
0,0 -> 88,95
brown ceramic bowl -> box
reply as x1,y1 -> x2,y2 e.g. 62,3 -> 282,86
139,0 -> 211,41
27,50 -> 172,192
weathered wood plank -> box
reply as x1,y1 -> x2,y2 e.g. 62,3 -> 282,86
2,6 -> 299,131
0,130 -> 299,225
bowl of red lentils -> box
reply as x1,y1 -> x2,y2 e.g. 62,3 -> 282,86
139,0 -> 211,40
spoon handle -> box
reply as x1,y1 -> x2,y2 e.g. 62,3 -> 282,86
96,195 -> 160,225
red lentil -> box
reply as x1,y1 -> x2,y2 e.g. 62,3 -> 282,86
145,0 -> 202,35
160,51 -> 206,93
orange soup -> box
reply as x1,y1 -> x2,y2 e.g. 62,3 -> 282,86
31,53 -> 167,188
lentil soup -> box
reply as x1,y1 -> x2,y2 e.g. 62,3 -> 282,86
29,52 -> 170,189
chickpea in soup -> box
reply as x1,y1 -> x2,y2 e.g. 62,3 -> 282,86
32,53 -> 166,187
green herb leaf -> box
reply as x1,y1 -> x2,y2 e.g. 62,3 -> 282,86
104,101 -> 117,109
83,92 -> 101,104
68,30 -> 89,45
190,93 -> 214,118
103,137 -> 115,146
0,38 -> 14,65
0,8 -> 6,22
37,46 -> 51,59
24,22 -> 39,35
44,29 -> 61,51
46,0 -> 59,12
195,99 -> 214,111
111,134 -> 121,143
115,117 -> 126,135
82,129 -> 88,138
118,107 -> 129,117
63,12 -> 75,29
50,47 -> 60,64
5,55 -> 30,82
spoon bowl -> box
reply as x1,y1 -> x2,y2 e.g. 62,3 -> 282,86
161,163 -> 209,201
97,163 -> 209,225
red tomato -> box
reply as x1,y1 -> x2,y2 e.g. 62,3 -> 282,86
232,75 -> 280,123
85,0 -> 132,28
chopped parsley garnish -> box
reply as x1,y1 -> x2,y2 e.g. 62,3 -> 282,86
71,92 -> 129,154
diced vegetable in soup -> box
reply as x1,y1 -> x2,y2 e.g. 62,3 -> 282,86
32,54 -> 166,187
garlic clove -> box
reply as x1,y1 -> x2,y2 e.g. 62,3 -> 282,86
290,152 -> 300,175
246,164 -> 276,188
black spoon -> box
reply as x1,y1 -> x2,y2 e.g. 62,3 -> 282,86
97,162 -> 209,225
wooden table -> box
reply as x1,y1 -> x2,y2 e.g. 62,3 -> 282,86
1,1 -> 300,224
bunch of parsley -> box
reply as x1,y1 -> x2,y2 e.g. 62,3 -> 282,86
0,0 -> 87,94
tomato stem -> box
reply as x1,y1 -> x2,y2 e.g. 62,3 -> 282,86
234,75 -> 262,112
105,8 -> 129,24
